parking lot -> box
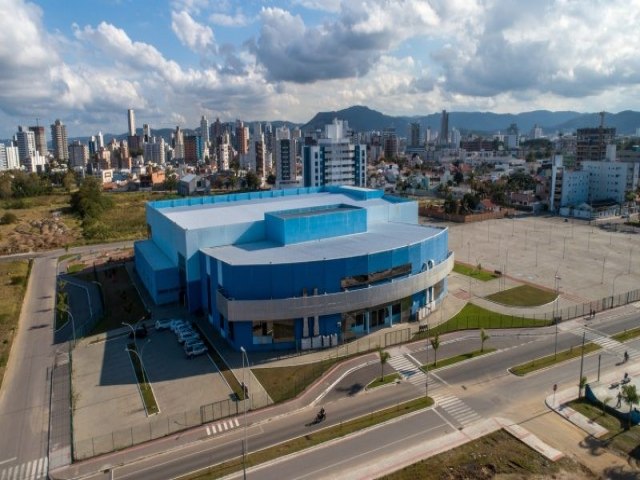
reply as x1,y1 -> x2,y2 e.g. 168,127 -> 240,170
72,322 -> 233,458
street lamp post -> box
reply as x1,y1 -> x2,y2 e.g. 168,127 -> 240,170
65,307 -> 76,347
125,338 -> 151,385
612,272 -> 626,309
122,321 -> 136,344
240,346 -> 249,480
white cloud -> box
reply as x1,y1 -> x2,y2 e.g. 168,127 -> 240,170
171,10 -> 215,52
291,0 -> 342,13
209,11 -> 250,27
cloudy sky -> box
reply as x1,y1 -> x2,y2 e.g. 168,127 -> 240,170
1,0 -> 639,138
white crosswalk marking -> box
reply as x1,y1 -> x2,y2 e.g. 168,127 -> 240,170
432,394 -> 482,427
0,457 -> 48,480
205,417 -> 241,437
581,327 -> 637,361
387,353 -> 441,391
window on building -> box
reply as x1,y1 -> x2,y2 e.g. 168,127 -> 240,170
341,263 -> 411,290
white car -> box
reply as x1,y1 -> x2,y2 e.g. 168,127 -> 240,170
185,343 -> 207,358
170,320 -> 188,333
155,319 -> 174,330
178,331 -> 200,344
183,338 -> 205,349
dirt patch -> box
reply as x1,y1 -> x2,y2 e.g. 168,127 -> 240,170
0,194 -> 81,254
381,429 -> 597,480
76,262 -> 148,334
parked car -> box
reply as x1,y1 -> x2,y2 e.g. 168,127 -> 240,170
155,319 -> 175,330
170,320 -> 188,333
185,343 -> 207,358
128,323 -> 148,339
178,331 -> 200,344
183,338 -> 205,349
174,325 -> 194,338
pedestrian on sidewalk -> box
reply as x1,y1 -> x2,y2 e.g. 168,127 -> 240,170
616,391 -> 622,408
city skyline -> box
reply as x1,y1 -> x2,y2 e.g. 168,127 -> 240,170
1,0 -> 640,138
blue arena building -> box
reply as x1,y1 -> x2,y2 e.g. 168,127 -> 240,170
134,186 -> 453,351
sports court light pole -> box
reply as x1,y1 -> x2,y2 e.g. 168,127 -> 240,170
554,275 -> 561,360
240,346 -> 249,480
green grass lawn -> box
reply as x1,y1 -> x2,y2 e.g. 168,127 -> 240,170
0,260 -> 31,391
126,342 -> 159,415
485,284 -> 557,307
252,359 -> 341,403
452,262 -> 499,281
66,263 -> 86,274
569,398 -> 640,460
612,327 -> 640,343
414,304 -> 550,339
421,348 -> 495,371
367,373 -> 400,389
509,343 -> 601,376
183,397 -> 433,480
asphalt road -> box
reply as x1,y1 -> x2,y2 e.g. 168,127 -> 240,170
0,241 -> 134,480
47,309 -> 640,480
0,256 -> 58,480
221,334 -> 640,479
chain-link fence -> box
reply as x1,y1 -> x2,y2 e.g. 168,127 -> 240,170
73,392 -> 272,460
424,288 -> 640,336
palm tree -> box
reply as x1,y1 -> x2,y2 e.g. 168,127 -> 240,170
621,384 -> 640,430
430,333 -> 440,367
480,329 -> 490,353
378,349 -> 390,381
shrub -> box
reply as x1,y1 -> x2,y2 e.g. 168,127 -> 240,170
0,212 -> 18,224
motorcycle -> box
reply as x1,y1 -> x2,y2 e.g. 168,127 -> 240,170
314,409 -> 326,424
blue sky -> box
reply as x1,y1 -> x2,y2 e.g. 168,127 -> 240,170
1,0 -> 640,137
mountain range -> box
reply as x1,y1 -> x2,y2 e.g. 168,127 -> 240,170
302,106 -> 640,136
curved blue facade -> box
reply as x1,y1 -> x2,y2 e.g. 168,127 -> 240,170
134,186 -> 452,351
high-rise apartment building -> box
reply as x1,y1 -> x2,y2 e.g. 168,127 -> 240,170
439,110 -> 449,146
50,119 -> 69,162
15,126 -> 36,163
128,109 -> 136,136
216,132 -> 231,171
408,122 -> 421,148
173,126 -> 185,161
576,126 -> 616,165
143,124 -> 151,143
69,140 -> 89,168
144,137 -> 166,165
0,144 -> 20,171
303,119 -> 366,188
29,126 -> 47,156
184,135 -> 203,164
200,116 -> 209,146
236,120 -> 249,155
275,127 -> 298,189
383,128 -> 398,159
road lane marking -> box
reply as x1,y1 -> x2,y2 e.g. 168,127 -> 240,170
234,418 -> 239,427
0,459 -> 15,467
205,426 -> 211,436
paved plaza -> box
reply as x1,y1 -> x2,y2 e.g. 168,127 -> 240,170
446,216 -> 640,304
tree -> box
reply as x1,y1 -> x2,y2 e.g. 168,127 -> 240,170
621,384 -> 639,430
430,333 -> 440,367
70,176 -> 113,220
163,176 -> 178,192
480,329 -> 489,353
578,375 -> 587,399
62,170 -> 77,193
453,170 -> 464,185
378,349 -> 390,381
244,171 -> 261,191
0,212 -> 18,225
266,173 -> 276,186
